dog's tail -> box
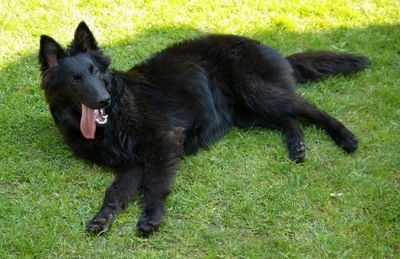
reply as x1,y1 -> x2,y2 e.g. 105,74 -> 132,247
286,51 -> 370,84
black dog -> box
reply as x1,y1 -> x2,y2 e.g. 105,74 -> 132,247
38,22 -> 369,235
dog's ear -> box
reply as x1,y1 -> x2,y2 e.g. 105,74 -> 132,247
39,35 -> 64,68
73,21 -> 99,52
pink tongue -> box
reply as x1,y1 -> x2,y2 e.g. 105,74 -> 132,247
80,104 -> 96,139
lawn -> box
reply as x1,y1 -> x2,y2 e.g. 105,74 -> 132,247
0,0 -> 399,258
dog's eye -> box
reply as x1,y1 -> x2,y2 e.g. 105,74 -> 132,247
71,78 -> 78,84
93,68 -> 99,76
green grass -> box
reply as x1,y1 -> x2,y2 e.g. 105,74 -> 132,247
1,0 -> 399,258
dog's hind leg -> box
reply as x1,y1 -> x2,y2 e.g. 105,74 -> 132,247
234,78 -> 357,155
234,78 -> 310,161
280,118 -> 307,162
234,105 -> 306,162
86,166 -> 144,234
296,101 -> 358,153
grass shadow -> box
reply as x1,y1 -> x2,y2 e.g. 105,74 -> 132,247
1,23 -> 397,162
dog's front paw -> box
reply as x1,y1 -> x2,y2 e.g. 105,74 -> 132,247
86,211 -> 115,234
136,211 -> 163,236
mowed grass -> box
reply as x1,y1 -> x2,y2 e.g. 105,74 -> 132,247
1,0 -> 399,258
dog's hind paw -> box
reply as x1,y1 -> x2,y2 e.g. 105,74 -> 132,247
289,141 -> 307,163
333,127 -> 358,153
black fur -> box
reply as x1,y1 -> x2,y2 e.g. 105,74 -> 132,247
38,22 -> 369,236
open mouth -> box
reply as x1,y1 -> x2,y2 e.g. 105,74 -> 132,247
94,109 -> 108,125
80,104 -> 109,139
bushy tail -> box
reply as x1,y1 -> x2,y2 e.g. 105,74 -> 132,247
286,51 -> 370,84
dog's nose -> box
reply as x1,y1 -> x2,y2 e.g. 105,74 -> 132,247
98,97 -> 111,107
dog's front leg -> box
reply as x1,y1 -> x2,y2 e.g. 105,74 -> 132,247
136,170 -> 175,236
136,128 -> 184,236
86,165 -> 144,234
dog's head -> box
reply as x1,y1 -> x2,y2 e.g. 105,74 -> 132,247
39,22 -> 112,139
